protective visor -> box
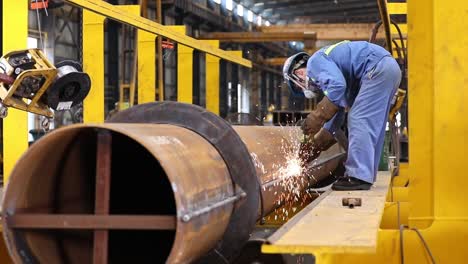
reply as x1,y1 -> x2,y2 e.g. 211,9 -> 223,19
284,72 -> 320,94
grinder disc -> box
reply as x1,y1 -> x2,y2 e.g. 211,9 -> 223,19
44,60 -> 91,110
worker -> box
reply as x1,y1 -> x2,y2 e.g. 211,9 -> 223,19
283,41 -> 401,190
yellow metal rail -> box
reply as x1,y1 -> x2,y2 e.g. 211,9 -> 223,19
65,0 -> 252,68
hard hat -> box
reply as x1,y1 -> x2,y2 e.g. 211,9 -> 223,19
283,52 -> 321,98
283,52 -> 310,97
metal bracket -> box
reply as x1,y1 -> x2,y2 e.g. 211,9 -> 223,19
342,197 -> 362,209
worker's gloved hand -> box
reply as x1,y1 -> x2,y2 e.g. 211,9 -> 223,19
301,96 -> 340,136
299,128 -> 336,165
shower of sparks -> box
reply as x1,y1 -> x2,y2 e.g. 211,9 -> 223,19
251,123 -> 330,222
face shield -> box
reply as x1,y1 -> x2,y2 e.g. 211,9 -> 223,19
283,52 -> 321,98
284,71 -> 321,99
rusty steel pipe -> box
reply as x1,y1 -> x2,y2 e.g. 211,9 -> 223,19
2,102 -> 345,264
234,126 -> 344,217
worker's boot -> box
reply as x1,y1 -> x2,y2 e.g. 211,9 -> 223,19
301,96 -> 340,136
331,176 -> 372,191
300,128 -> 336,165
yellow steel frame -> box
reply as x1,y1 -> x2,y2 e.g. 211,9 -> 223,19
65,0 -> 251,68
263,0 -> 468,263
0,49 -> 57,118
203,40 -> 220,115
138,28 -> 156,104
116,5 -> 157,106
83,5 -> 157,120
76,0 -> 251,119
2,0 -> 29,185
1,1 -> 28,261
82,10 -> 105,122
171,26 -> 193,104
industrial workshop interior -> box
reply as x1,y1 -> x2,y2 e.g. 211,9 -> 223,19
0,0 -> 466,263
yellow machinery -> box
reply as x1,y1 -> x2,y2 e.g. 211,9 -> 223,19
262,0 -> 468,263
0,48 -> 91,128
0,49 -> 56,118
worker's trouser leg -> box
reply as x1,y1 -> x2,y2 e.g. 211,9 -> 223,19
345,57 -> 401,183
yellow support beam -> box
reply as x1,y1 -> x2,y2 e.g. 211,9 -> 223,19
271,0 -> 468,263
391,24 -> 407,35
170,26 -> 193,103
407,0 -> 434,229
259,23 -> 385,40
264,57 -> 287,66
226,50 -> 243,60
2,0 -> 28,183
64,0 -> 251,68
138,30 -> 156,103
118,4 -> 158,104
392,175 -> 409,187
388,3 -> 407,14
198,32 -> 316,43
387,187 -> 409,202
203,40 -> 220,115
380,202 -> 409,229
119,5 -> 139,108
82,10 -> 105,122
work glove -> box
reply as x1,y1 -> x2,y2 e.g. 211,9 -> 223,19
301,96 -> 339,136
299,128 -> 336,165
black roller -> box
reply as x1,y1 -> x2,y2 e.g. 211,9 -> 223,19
44,60 -> 91,111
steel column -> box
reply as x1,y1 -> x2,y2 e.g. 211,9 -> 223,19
219,60 -> 228,118
260,70 -> 267,118
83,10 -> 105,122
170,26 -> 193,104
107,19 -> 120,113
268,72 -> 275,109
2,0 -> 28,183
137,20 -> 157,103
192,50 -> 201,106
204,40 -> 220,115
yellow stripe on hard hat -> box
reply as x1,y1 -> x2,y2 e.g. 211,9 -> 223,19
324,40 -> 350,55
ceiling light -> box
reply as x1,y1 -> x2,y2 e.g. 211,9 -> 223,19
247,10 -> 254,22
237,5 -> 244,17
226,0 -> 233,10
257,16 -> 262,26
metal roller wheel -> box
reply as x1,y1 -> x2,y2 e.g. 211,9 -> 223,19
40,117 -> 52,131
0,103 -> 8,118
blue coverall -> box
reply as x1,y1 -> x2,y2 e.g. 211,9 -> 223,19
307,41 -> 401,183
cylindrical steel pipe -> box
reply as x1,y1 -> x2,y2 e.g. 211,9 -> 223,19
2,103 -> 345,264
234,126 -> 344,216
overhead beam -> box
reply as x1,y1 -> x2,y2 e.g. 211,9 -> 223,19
263,51 -> 322,67
263,0 -> 378,12
263,57 -> 287,66
198,31 -> 316,43
64,0 -> 251,67
267,8 -> 379,22
260,23 -> 384,40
